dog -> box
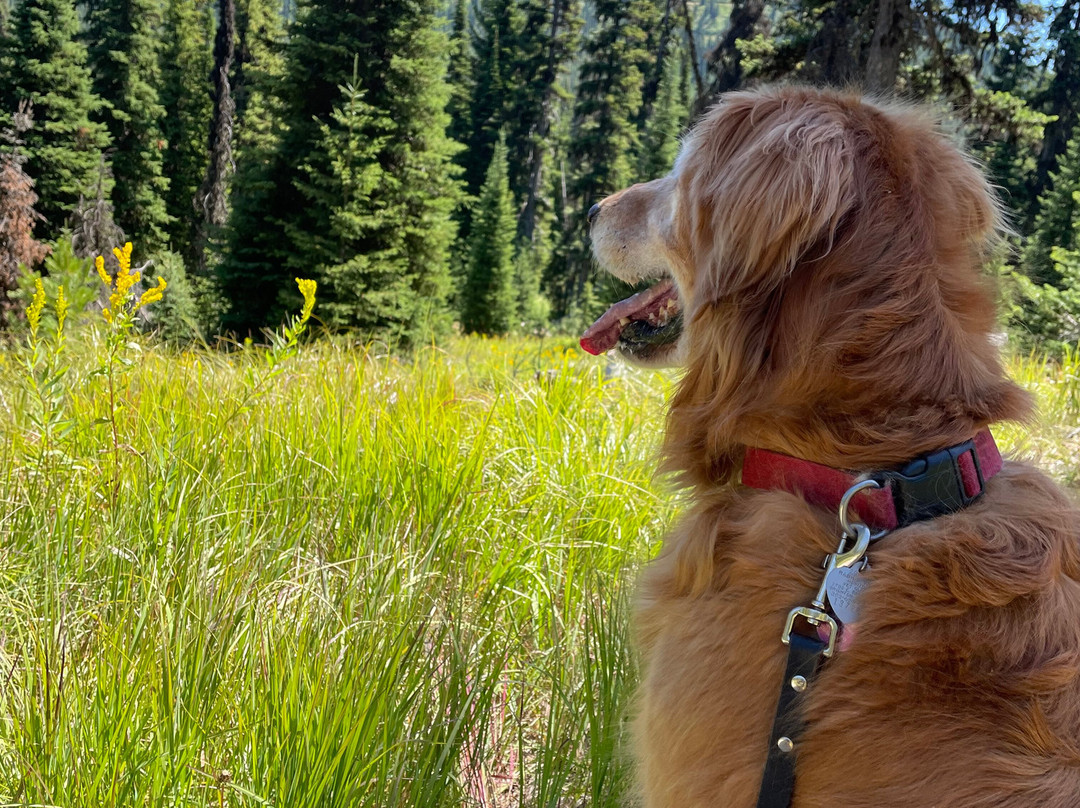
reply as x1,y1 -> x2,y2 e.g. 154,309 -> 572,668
581,86 -> 1080,807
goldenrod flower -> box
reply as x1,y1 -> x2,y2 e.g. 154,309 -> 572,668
56,285 -> 68,335
27,277 -> 45,335
95,255 -> 111,286
136,276 -> 167,309
113,242 -> 133,277
102,307 -> 114,324
295,277 -> 317,321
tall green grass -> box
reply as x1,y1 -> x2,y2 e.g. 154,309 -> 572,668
0,331 -> 1075,807
0,333 -> 676,807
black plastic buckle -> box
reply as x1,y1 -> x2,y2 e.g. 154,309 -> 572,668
884,439 -> 984,527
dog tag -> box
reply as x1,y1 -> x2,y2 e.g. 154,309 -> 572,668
825,562 -> 871,625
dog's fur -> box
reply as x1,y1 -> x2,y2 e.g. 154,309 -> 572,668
588,86 -> 1080,807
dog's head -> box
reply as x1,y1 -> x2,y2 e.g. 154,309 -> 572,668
585,86 -> 1030,484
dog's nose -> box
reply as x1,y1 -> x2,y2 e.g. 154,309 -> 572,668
587,203 -> 601,225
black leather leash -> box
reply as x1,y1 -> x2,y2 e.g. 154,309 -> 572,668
755,633 -> 827,808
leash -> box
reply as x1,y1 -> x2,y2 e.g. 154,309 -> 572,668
745,431 -> 1002,808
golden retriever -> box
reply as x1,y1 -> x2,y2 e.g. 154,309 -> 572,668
582,86 -> 1080,807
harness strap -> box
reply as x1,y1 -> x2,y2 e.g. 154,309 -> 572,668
754,632 -> 828,808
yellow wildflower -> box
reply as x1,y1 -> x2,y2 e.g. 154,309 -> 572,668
295,277 -> 317,321
27,277 -> 45,335
56,285 -> 68,335
95,255 -> 111,286
112,242 -> 133,276
102,307 -> 113,324
136,276 -> 167,309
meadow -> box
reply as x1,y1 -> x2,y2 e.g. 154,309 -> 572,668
0,303 -> 1078,806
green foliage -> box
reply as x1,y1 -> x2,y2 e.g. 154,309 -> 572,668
0,0 -> 111,239
86,0 -> 172,251
638,53 -> 685,181
1010,243 -> 1080,354
159,0 -> 214,263
1023,133 -> 1080,287
291,66 -> 404,332
220,0 -> 462,343
462,133 -> 517,334
141,250 -> 201,343
11,236 -> 99,331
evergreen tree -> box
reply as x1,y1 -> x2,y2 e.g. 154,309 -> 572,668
554,0 -> 657,313
86,0 -> 172,249
1035,0 -> 1080,196
218,0 -> 286,323
461,0 -> 522,196
1023,133 -> 1080,287
291,66 -> 402,330
219,0 -> 462,340
462,133 -> 517,334
513,0 -> 581,244
0,0 -> 111,240
638,53 -> 684,180
234,0 -> 286,141
159,0 -> 214,263
446,0 -> 473,151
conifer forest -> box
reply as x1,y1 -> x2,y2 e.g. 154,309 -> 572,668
0,0 -> 1079,344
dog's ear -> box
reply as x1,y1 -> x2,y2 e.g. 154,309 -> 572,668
688,98 -> 857,302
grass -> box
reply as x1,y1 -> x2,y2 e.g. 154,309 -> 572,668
0,323 -> 1076,807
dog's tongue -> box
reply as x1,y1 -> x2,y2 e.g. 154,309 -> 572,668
580,279 -> 677,355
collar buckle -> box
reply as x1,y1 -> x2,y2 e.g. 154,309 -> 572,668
886,438 -> 985,524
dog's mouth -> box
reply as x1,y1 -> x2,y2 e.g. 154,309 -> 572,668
579,278 -> 683,360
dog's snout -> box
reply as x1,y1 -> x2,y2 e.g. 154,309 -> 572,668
587,203 -> 601,225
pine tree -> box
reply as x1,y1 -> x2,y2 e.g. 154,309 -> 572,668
462,133 -> 517,334
218,0 -> 286,326
638,52 -> 684,180
234,0 -> 286,142
219,0 -> 462,339
0,104 -> 50,320
291,66 -> 403,330
446,0 -> 473,151
1023,132 -> 1080,287
513,0 -> 581,244
86,0 -> 172,250
0,0 -> 111,240
554,0 -> 658,313
461,0 -> 522,196
159,0 -> 214,263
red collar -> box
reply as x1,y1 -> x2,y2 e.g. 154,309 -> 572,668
741,430 -> 1002,531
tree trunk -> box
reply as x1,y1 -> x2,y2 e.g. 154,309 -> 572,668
681,0 -> 704,106
518,0 -> 569,244
640,0 -> 675,124
802,0 -> 863,86
1034,0 -> 1080,198
695,0 -> 763,116
863,0 -> 908,93
195,0 -> 236,273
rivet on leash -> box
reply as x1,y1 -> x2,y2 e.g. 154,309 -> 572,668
777,737 -> 795,753
789,675 -> 807,692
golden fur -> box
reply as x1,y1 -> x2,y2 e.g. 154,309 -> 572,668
588,86 -> 1080,807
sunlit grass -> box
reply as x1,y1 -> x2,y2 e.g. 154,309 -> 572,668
0,332 -> 1075,807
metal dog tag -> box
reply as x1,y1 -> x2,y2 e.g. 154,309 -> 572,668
825,561 -> 871,625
